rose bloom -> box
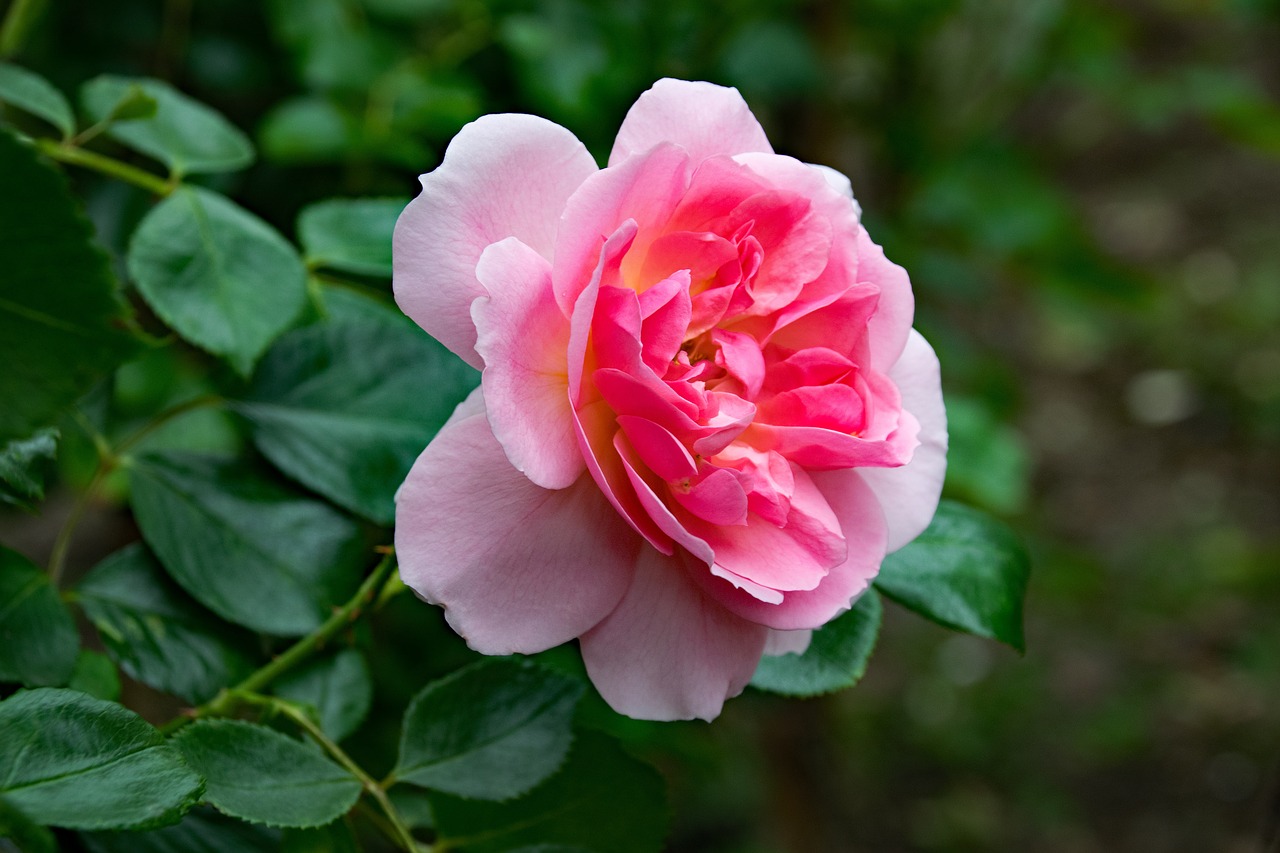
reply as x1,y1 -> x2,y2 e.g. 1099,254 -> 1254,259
393,79 -> 946,721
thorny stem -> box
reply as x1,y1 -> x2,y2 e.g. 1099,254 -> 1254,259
34,138 -> 176,196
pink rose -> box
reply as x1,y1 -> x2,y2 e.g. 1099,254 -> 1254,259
393,79 -> 947,721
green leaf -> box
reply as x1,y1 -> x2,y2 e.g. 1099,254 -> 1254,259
297,197 -> 406,278
944,397 -> 1030,514
0,427 -> 58,511
394,659 -> 583,801
275,648 -> 372,742
80,76 -> 253,176
81,805 -> 282,852
0,796 -> 57,853
750,588 -> 882,697
0,63 -> 74,138
875,501 -> 1031,651
127,452 -> 366,636
0,127 -> 139,445
99,85 -> 159,123
127,186 -> 307,376
77,544 -> 258,703
429,731 -> 667,853
258,96 -> 356,165
0,546 -> 78,687
171,720 -> 362,829
67,651 -> 122,702
280,820 -> 359,853
237,315 -> 478,524
0,688 -> 203,830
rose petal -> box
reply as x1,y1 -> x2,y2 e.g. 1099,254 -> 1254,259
394,114 -> 596,366
580,546 -> 769,721
858,227 -> 915,372
858,330 -> 947,551
608,78 -> 772,167
763,628 -> 813,656
473,238 -> 581,489
395,391 -> 636,654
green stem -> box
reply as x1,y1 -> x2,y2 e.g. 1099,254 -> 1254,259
48,462 -> 110,587
162,551 -> 398,734
0,0 -> 46,58
114,393 -> 223,454
34,138 -> 176,196
239,692 -> 424,853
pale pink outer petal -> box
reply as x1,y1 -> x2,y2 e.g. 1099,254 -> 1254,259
393,114 -> 597,367
580,547 -> 769,721
608,78 -> 773,167
858,329 -> 948,552
472,238 -> 581,490
693,468 -> 888,631
763,628 -> 813,656
395,391 -> 636,655
859,227 -> 916,372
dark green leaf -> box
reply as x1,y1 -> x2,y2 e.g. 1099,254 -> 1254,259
171,720 -> 361,829
80,76 -> 253,176
0,546 -> 78,687
0,63 -> 74,138
100,85 -> 159,123
0,796 -> 57,853
275,648 -> 371,742
77,544 -> 258,703
280,820 -> 359,853
67,651 -> 121,702
394,659 -> 583,801
127,452 -> 366,636
0,127 -> 139,445
429,731 -> 667,853
750,589 -> 882,697
81,805 -> 282,853
0,427 -> 58,511
237,316 -> 477,524
297,197 -> 405,278
875,501 -> 1030,651
127,186 -> 307,376
0,688 -> 202,830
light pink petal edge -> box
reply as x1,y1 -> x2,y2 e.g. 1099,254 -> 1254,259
608,78 -> 773,167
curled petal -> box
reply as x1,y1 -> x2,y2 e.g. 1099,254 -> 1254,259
609,78 -> 773,167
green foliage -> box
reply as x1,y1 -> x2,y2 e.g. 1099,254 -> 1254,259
0,427 -> 58,510
171,720 -> 361,829
127,452 -> 365,636
67,651 -> 123,702
0,797 -> 57,853
297,197 -> 406,278
877,501 -> 1031,650
0,689 -> 203,830
81,807 -> 282,853
751,589 -> 883,697
0,545 -> 78,687
0,127 -> 138,445
236,310 -> 478,524
428,731 -> 668,853
0,62 -> 74,138
77,543 -> 258,703
127,186 -> 308,376
80,76 -> 253,176
394,659 -> 584,800
275,648 -> 373,742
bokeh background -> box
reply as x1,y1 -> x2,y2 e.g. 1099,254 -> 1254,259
6,0 -> 1280,850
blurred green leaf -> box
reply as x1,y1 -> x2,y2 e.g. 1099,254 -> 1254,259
127,452 -> 366,636
280,820 -> 359,853
297,197 -> 405,278
66,651 -> 121,702
81,806 -> 282,853
80,76 -> 253,176
718,21 -> 821,100
127,186 -> 307,376
750,589 -> 882,697
259,96 -> 355,164
275,648 -> 372,742
429,730 -> 667,853
0,62 -> 74,138
171,720 -> 361,829
0,688 -> 202,830
237,314 -> 477,524
394,659 -> 583,801
0,127 -> 139,445
0,796 -> 57,853
0,427 -> 58,511
876,501 -> 1030,651
98,85 -> 159,124
77,543 -> 259,703
944,397 -> 1031,514
0,545 -> 78,687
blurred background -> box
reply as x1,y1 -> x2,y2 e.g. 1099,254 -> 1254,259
6,0 -> 1280,850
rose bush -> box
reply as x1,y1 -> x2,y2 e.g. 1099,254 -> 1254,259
393,78 -> 947,721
